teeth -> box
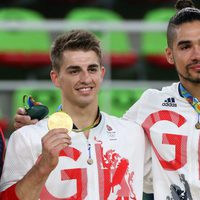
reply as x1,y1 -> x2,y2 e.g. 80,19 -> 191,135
79,87 -> 91,92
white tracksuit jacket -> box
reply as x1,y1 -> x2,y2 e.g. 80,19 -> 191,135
0,112 -> 145,200
124,82 -> 200,200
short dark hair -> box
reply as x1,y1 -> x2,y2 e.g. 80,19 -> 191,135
167,0 -> 200,48
50,30 -> 102,72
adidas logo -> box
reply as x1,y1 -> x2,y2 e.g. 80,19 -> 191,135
162,97 -> 177,107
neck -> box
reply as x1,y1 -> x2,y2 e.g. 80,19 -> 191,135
180,80 -> 200,100
61,101 -> 99,131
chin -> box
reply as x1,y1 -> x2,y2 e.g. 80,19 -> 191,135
179,72 -> 200,84
78,99 -> 93,107
186,77 -> 200,84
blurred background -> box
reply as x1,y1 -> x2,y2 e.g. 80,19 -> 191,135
0,0 -> 200,137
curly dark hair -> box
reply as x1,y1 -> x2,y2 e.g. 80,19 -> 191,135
175,0 -> 194,10
167,0 -> 200,48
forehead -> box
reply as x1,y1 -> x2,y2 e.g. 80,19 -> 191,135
174,21 -> 200,45
62,50 -> 100,67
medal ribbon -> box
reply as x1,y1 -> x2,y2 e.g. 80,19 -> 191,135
179,83 -> 200,114
55,105 -> 100,165
179,83 -> 200,128
56,104 -> 101,133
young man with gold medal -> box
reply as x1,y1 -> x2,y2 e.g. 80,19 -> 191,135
10,0 -> 200,199
0,30 -> 146,200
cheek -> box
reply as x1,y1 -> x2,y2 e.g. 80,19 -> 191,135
174,59 -> 187,74
95,76 -> 103,85
178,58 -> 187,67
59,77 -> 72,90
176,50 -> 190,62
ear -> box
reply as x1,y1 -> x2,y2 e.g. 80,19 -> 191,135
100,66 -> 106,81
50,70 -> 60,88
165,47 -> 174,65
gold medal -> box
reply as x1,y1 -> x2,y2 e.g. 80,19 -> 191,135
48,112 -> 73,132
195,122 -> 200,129
87,158 -> 93,165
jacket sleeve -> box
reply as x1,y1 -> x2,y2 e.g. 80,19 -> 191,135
0,128 -> 6,178
0,184 -> 19,200
122,90 -> 149,123
143,136 -> 153,193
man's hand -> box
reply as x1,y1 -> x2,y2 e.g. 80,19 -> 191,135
37,128 -> 72,175
15,128 -> 71,200
14,107 -> 38,130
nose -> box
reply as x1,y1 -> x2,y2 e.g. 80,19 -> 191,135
191,45 -> 200,61
79,71 -> 92,83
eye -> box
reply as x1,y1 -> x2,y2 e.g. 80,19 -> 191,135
88,66 -> 98,73
180,44 -> 191,50
69,69 -> 80,75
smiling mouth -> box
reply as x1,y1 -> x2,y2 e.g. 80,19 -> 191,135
77,87 -> 93,93
190,65 -> 200,71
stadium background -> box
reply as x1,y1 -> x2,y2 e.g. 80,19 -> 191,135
0,0 -> 200,137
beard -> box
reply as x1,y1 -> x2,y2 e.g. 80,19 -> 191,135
178,71 -> 200,83
176,61 -> 200,84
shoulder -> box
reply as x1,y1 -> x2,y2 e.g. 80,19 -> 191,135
101,112 -> 143,132
132,82 -> 179,103
11,118 -> 48,140
123,82 -> 179,121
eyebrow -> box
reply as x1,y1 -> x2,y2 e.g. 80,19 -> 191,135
177,40 -> 191,46
88,64 -> 99,68
66,65 -> 81,70
66,63 -> 100,70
